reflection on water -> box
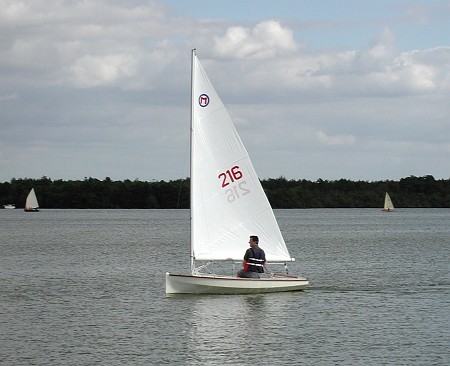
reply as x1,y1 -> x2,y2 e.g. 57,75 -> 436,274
185,294 -> 281,364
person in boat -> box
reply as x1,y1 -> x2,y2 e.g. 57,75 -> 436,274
237,235 -> 266,278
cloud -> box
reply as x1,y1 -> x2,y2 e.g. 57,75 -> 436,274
213,20 -> 298,59
316,131 -> 356,146
0,1 -> 449,181
303,34 -> 448,98
0,93 -> 18,101
67,54 -> 137,88
207,22 -> 450,104
2,2 -> 448,97
0,0 -> 174,89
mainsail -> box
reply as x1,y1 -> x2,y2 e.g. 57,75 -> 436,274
190,51 -> 292,263
25,188 -> 39,210
384,192 -> 394,211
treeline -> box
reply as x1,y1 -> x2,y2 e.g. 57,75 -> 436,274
1,175 -> 449,209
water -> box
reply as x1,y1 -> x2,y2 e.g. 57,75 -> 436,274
1,209 -> 449,365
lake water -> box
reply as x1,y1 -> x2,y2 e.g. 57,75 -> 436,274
1,209 -> 449,365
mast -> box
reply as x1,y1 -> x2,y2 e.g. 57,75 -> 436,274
190,49 -> 196,274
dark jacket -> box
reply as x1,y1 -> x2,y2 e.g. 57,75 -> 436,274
244,246 -> 266,273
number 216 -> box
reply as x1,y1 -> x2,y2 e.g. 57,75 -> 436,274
218,166 -> 243,187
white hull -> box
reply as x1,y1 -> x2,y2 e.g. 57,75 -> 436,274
166,272 -> 309,295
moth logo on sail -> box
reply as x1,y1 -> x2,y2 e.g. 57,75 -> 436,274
198,94 -> 209,107
218,165 -> 251,203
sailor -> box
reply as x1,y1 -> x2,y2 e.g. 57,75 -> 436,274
237,235 -> 266,278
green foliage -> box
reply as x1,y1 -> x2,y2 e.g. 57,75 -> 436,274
262,175 -> 450,208
1,175 -> 449,209
0,176 -> 190,209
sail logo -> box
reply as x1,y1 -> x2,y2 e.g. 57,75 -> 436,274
199,94 -> 209,107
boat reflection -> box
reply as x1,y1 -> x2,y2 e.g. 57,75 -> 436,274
184,293 -> 297,364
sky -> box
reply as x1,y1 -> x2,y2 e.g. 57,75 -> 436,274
1,0 -> 449,183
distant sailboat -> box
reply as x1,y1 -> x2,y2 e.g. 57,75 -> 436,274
24,188 -> 40,212
382,192 -> 394,212
3,204 -> 15,209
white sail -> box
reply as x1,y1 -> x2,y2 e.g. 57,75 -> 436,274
383,192 -> 394,211
191,51 -> 292,263
25,188 -> 39,210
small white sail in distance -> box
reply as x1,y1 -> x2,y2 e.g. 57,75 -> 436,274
382,192 -> 394,211
25,188 -> 39,210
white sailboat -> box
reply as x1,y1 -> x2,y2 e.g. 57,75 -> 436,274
165,50 -> 308,294
382,192 -> 394,212
24,188 -> 40,212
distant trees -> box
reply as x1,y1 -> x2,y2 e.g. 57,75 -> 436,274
0,177 -> 189,209
262,175 -> 450,208
1,175 -> 449,209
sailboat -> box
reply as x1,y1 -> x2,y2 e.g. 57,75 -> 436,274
382,192 -> 394,212
165,50 -> 308,294
24,188 -> 40,212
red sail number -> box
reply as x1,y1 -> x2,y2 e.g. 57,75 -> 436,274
218,166 -> 243,187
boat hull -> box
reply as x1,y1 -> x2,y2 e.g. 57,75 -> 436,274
24,208 -> 39,212
166,272 -> 308,295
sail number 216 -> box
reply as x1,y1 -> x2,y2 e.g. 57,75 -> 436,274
218,165 -> 250,203
218,166 -> 243,187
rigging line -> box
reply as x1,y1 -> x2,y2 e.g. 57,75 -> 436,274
176,178 -> 184,209
176,136 -> 190,209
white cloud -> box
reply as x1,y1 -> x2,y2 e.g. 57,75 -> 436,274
305,42 -> 447,98
0,1 -> 449,181
68,54 -> 137,88
316,131 -> 355,146
213,20 -> 298,59
0,0 -> 174,89
368,27 -> 397,60
0,93 -> 18,101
